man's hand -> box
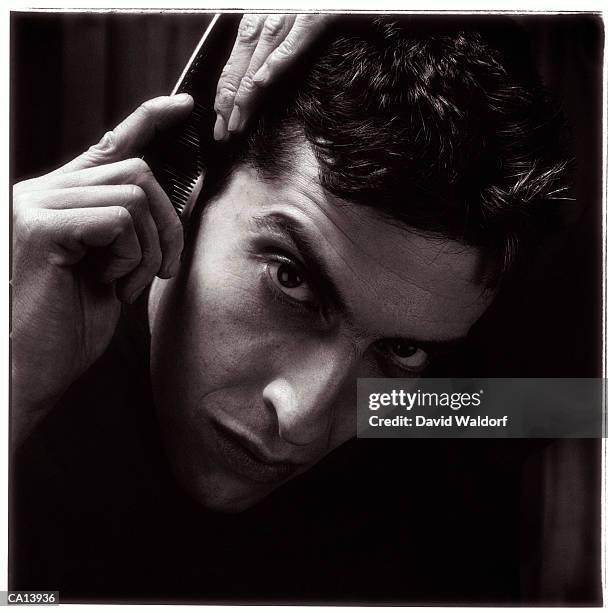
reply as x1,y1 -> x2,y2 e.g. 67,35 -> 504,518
11,94 -> 194,448
213,13 -> 335,141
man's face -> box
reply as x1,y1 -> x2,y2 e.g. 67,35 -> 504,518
148,145 -> 494,512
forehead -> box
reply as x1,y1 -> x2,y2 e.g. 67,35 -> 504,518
208,147 -> 494,342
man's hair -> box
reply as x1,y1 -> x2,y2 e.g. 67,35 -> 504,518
206,15 -> 571,283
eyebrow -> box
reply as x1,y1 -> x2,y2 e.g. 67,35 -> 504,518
251,212 -> 469,355
252,212 -> 351,317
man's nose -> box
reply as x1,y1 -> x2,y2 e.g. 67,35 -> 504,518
262,340 -> 357,446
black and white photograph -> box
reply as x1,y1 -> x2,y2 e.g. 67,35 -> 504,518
9,9 -> 605,605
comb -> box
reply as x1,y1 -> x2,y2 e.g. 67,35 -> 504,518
144,13 -> 240,220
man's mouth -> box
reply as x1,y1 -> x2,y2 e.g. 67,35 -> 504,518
210,420 -> 302,484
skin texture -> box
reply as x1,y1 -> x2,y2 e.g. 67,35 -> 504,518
148,144 -> 495,512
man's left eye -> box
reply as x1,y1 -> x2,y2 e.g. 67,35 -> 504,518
267,260 -> 314,302
383,339 -> 429,371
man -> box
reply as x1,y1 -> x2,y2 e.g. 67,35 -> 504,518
12,14 -> 592,603
148,16 -> 567,513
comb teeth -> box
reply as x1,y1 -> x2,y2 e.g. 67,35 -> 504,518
155,101 -> 207,217
143,14 -> 241,220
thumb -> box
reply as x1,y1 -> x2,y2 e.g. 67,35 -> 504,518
55,94 -> 194,175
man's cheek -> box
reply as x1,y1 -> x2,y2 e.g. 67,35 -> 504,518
185,263 -> 286,378
191,261 -> 268,333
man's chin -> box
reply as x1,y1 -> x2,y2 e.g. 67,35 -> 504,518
195,492 -> 263,514
179,464 -> 277,514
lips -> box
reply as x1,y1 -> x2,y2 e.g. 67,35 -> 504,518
210,420 -> 301,484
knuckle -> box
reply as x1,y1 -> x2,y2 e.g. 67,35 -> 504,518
215,85 -> 238,111
138,99 -> 156,120
125,184 -> 148,206
238,14 -> 264,43
275,38 -> 296,60
235,74 -> 255,102
262,14 -> 286,38
15,207 -> 47,244
98,130 -> 117,151
88,130 -> 120,160
113,205 -> 132,229
126,157 -> 153,181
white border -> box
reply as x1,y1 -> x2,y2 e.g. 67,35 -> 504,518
601,10 -> 607,607
3,6 -> 607,611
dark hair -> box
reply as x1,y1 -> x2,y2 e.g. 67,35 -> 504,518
205,15 -> 571,284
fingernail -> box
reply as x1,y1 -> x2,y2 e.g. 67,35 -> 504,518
172,92 -> 192,103
213,113 -> 226,141
227,105 -> 241,133
253,64 -> 270,86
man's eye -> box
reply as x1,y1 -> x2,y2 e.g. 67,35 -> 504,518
384,339 -> 428,371
267,260 -> 314,303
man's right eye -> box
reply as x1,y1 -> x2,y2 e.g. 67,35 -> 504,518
266,259 -> 314,304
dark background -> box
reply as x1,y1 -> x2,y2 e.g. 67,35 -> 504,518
10,11 -> 604,604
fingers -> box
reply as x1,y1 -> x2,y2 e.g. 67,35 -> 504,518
229,15 -> 295,135
23,185 -> 165,303
23,158 -> 182,278
55,93 -> 194,174
214,14 -> 267,141
214,13 -> 334,140
214,14 -> 295,140
21,205 -> 143,302
253,14 -> 334,88
57,207 -> 143,291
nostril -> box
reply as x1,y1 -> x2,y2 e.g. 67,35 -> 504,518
262,395 -> 278,421
262,370 -> 338,446
276,415 -> 320,447
262,378 -> 294,414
